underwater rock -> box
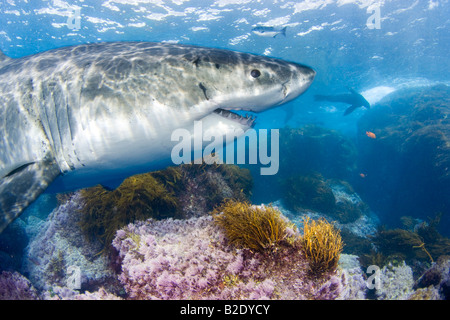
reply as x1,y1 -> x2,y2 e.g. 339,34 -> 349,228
282,173 -> 336,213
6,162 -> 252,298
415,256 -> 450,300
176,163 -> 252,218
336,254 -> 367,300
408,286 -> 441,300
22,193 -> 122,295
273,180 -> 379,262
78,163 -> 252,252
375,262 -> 415,300
0,194 -> 58,273
112,213 -> 355,300
0,271 -> 39,300
276,178 -> 378,239
357,85 -> 450,234
39,285 -> 123,300
78,173 -> 181,252
282,174 -> 371,226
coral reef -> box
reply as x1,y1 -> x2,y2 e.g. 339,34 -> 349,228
22,193 -> 122,295
78,163 -> 252,252
211,200 -> 296,252
374,262 -> 415,300
300,217 -> 344,278
79,174 -> 181,251
336,254 -> 367,300
0,271 -> 39,300
112,213 -> 353,300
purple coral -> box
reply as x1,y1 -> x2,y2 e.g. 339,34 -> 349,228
112,215 -> 349,300
0,271 -> 39,300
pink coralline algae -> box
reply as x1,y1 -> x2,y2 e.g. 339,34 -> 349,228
0,271 -> 39,300
112,215 -> 351,300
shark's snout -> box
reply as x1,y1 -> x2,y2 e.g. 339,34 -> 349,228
305,66 -> 316,81
298,65 -> 316,87
282,64 -> 315,104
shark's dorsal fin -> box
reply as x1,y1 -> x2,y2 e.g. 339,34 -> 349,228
0,158 -> 60,233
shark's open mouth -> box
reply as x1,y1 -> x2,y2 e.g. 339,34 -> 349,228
213,108 -> 256,128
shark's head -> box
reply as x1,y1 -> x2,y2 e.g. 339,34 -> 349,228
77,43 -> 315,133
184,48 -> 315,121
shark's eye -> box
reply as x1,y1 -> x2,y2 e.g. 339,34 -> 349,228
250,69 -> 261,78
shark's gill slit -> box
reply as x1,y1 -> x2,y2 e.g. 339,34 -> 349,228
198,82 -> 209,100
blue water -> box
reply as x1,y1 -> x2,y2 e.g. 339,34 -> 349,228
0,0 -> 449,300
1,1 -> 448,130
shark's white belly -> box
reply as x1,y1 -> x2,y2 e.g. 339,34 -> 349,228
72,101 -> 190,170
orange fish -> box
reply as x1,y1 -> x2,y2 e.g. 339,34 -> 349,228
366,131 -> 376,139
359,173 -> 367,178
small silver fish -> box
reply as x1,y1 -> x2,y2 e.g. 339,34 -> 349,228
252,26 -> 287,38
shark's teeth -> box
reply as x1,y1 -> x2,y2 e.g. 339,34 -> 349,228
213,108 -> 256,128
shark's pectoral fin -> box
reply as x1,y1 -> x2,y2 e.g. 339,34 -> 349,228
344,104 -> 358,116
0,158 -> 60,233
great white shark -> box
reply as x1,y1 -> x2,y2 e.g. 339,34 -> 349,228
0,41 -> 315,232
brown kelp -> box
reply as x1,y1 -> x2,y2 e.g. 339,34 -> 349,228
300,217 -> 344,278
211,200 -> 296,252
79,163 -> 253,253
